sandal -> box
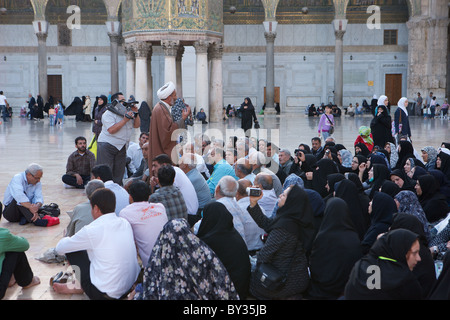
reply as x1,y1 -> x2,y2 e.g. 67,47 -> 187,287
50,271 -> 72,286
50,271 -> 63,286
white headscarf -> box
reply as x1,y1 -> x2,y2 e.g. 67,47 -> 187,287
157,81 -> 175,100
397,97 -> 408,116
377,95 -> 387,106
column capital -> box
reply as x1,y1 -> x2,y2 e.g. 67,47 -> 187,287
161,40 -> 180,57
108,33 -> 122,44
36,32 -> 48,42
176,45 -> 185,62
334,30 -> 346,40
208,43 -> 224,60
133,41 -> 152,58
123,43 -> 135,60
264,31 -> 277,42
193,40 -> 210,54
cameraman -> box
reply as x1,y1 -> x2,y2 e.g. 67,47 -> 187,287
97,92 -> 140,185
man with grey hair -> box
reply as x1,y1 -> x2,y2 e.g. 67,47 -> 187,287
65,180 -> 105,237
179,152 -> 212,226
253,173 -> 278,217
213,175 -> 266,253
234,158 -> 255,184
277,148 -> 293,183
249,151 -> 282,197
2,163 -> 56,226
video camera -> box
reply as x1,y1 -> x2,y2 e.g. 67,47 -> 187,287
107,99 -> 139,120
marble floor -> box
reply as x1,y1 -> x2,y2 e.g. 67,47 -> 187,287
0,112 -> 448,300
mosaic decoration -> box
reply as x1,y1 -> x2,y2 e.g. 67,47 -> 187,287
122,0 -> 222,35
223,0 -> 412,25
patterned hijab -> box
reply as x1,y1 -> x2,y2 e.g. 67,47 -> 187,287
394,191 -> 430,241
135,219 -> 239,300
339,149 -> 353,168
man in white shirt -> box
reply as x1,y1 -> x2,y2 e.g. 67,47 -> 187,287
253,172 -> 278,217
126,132 -> 149,177
150,154 -> 199,217
119,180 -> 168,267
0,91 -> 9,123
97,92 -> 140,185
54,188 -> 140,299
91,164 -> 129,216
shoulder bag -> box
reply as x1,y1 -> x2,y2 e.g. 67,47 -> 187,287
324,114 -> 334,135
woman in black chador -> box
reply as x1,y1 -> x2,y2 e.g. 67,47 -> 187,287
239,97 -> 258,133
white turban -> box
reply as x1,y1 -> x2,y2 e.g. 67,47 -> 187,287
157,81 -> 175,100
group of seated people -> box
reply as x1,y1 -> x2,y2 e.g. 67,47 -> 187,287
308,103 -> 345,118
1,128 -> 450,300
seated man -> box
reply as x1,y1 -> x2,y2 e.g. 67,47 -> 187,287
213,176 -> 265,253
119,180 -> 168,268
54,188 -> 140,299
124,142 -> 150,190
91,164 -> 129,216
178,153 -> 213,226
206,147 -> 238,196
149,165 -> 188,221
62,136 -> 96,189
126,132 -> 149,177
196,108 -> 208,124
65,180 -> 105,237
150,154 -> 199,219
2,163 -> 58,227
235,158 -> 255,184
253,173 -> 278,217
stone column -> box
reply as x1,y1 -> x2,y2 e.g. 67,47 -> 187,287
134,41 -> 151,106
161,40 -> 179,88
176,46 -> 185,98
147,52 -> 153,106
106,20 -> 122,95
124,43 -> 135,100
209,43 -> 224,123
194,40 -> 210,117
407,15 -> 449,101
32,20 -> 49,103
264,30 -> 277,114
333,19 -> 347,108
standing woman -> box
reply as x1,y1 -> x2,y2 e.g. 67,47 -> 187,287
247,185 -> 315,300
239,97 -> 258,134
92,95 -> 108,139
370,95 -> 394,149
317,105 -> 335,141
394,97 -> 411,142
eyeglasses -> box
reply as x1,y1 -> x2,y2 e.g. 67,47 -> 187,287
29,172 -> 42,181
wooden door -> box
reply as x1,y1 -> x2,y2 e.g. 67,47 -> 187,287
264,87 -> 280,104
48,75 -> 62,102
385,74 -> 402,106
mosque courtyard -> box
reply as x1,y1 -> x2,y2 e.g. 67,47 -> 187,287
0,111 -> 448,300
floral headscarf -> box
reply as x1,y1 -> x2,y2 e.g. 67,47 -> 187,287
387,142 -> 398,169
135,219 -> 239,300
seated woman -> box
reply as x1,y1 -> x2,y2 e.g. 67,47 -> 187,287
307,198 -> 362,300
390,213 -> 437,299
247,185 -> 315,300
415,175 -> 449,225
134,219 -> 239,300
421,146 -> 438,171
344,229 -> 423,300
196,202 -> 251,299
354,126 -> 374,152
361,192 -> 396,255
390,169 -> 416,192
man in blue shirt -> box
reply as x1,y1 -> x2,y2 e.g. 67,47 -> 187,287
2,163 -> 55,227
206,147 -> 238,196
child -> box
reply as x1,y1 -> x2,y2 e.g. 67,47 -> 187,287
48,105 -> 55,126
56,103 -> 64,126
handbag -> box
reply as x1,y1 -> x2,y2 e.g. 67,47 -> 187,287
254,263 -> 286,290
38,203 -> 60,217
254,120 -> 260,129
324,114 -> 334,134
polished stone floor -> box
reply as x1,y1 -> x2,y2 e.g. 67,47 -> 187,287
0,112 -> 448,300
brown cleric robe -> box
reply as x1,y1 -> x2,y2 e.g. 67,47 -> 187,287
149,101 -> 186,162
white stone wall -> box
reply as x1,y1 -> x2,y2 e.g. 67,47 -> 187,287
0,22 -> 411,112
